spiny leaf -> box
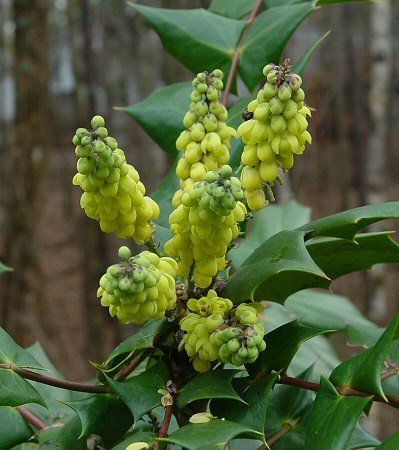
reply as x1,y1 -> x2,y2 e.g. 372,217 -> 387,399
209,0 -> 257,19
330,312 -> 399,399
0,370 -> 46,408
239,2 -> 316,91
63,394 -> 133,446
247,320 -> 333,378
0,406 -> 34,449
0,327 -> 43,367
158,419 -> 263,449
297,201 -> 399,240
129,3 -> 246,77
177,369 -> 244,409
106,318 -> 168,365
294,30 -> 331,75
305,375 -> 372,450
118,82 -> 191,156
37,415 -> 86,450
106,362 -> 169,423
211,372 -> 279,435
230,200 -> 311,268
285,289 -> 374,332
223,230 -> 330,303
306,232 -> 399,279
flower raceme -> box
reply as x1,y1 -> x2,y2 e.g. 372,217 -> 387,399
72,116 -> 159,242
97,246 -> 177,324
179,290 -> 266,372
238,60 -> 312,210
165,165 -> 247,288
173,70 -> 236,208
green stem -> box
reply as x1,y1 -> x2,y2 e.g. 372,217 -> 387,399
222,0 -> 264,106
187,264 -> 195,297
0,364 -> 110,393
144,236 -> 161,256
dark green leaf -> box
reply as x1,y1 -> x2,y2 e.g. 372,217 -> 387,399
106,362 -> 169,422
9,444 -> 39,450
0,261 -> 12,276
212,373 -> 279,435
151,159 -> 179,229
230,201 -> 311,268
24,343 -> 78,420
375,429 -> 399,449
159,419 -> 263,449
0,406 -> 33,449
317,0 -> 374,4
297,201 -> 399,240
247,320 -> 333,378
265,0 -> 373,6
270,412 -> 310,450
209,0 -> 257,19
118,82 -> 191,156
37,415 -> 86,450
111,431 -> 156,450
291,335 -> 340,376
266,365 -> 315,436
0,327 -> 43,367
106,318 -> 169,365
294,30 -> 331,75
177,369 -> 244,409
330,312 -> 399,398
223,230 -> 330,303
239,3 -> 316,91
285,289 -> 374,331
63,394 -> 133,446
129,3 -> 246,77
305,375 -> 372,450
0,369 -> 46,408
347,325 -> 384,347
307,232 -> 399,279
227,95 -> 254,170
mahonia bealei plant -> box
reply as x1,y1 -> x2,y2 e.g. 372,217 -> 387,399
173,70 -> 236,207
72,61 -> 307,369
238,59 -> 312,210
72,116 -> 159,242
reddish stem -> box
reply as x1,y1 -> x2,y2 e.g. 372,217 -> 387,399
222,0 -> 264,106
17,405 -> 46,430
278,375 -> 399,407
154,404 -> 174,450
115,352 -> 146,381
0,364 -> 110,393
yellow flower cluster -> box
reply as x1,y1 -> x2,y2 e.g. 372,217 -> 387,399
73,116 -> 159,242
237,61 -> 311,210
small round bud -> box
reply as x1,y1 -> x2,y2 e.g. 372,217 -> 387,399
219,165 -> 232,179
118,246 -> 131,261
91,115 -> 105,130
96,127 -> 108,139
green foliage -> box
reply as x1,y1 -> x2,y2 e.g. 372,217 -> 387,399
305,375 -> 372,450
2,0 -> 399,448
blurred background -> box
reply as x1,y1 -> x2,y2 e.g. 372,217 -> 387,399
0,0 -> 398,438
